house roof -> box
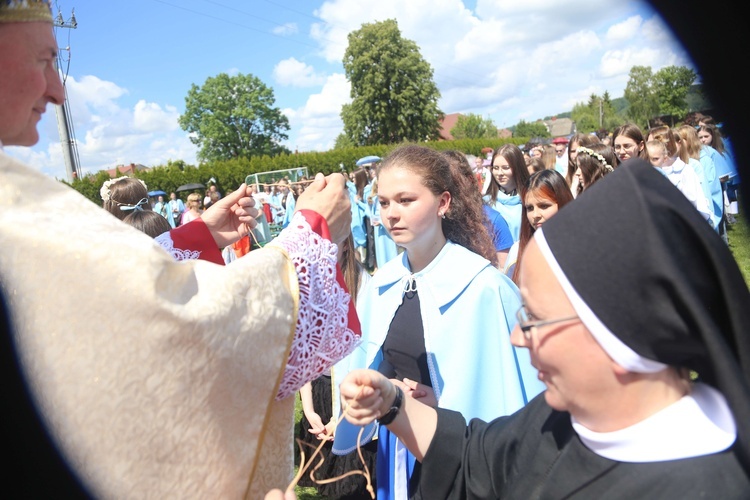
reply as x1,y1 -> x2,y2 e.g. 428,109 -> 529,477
438,112 -> 463,140
105,163 -> 149,178
544,117 -> 576,138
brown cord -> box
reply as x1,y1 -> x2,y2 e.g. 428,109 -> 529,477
286,385 -> 375,499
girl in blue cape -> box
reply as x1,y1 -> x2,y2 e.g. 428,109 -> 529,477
367,176 -> 399,270
333,145 -> 544,500
347,168 -> 370,264
483,144 -> 530,242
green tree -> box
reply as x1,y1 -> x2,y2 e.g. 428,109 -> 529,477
341,19 -> 443,146
513,119 -> 549,139
179,73 -> 290,163
451,113 -> 497,140
624,66 -> 658,130
571,101 -> 599,133
572,92 -> 621,133
333,132 -> 356,150
653,65 -> 697,125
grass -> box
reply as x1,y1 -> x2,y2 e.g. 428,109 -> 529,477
727,212 -> 750,286
294,397 -> 327,499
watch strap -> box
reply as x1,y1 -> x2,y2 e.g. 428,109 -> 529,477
377,385 -> 403,426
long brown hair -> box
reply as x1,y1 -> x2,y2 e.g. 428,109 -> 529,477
677,125 -> 702,161
339,234 -> 363,305
513,170 -> 574,284
575,143 -> 616,196
566,133 -> 600,186
380,145 -> 497,266
485,143 -> 530,200
698,124 -> 725,154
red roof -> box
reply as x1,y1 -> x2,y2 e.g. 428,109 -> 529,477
438,112 -> 463,141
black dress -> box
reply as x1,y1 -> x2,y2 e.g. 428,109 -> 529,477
417,394 -> 750,499
297,375 -> 378,499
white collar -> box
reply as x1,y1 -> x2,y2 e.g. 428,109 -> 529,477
572,383 -> 736,462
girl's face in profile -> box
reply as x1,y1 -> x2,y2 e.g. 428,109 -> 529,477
525,190 -> 559,230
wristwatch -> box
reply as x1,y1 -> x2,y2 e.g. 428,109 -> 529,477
377,385 -> 403,426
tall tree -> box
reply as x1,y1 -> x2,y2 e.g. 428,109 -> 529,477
653,65 -> 697,125
571,102 -> 599,133
624,66 -> 658,130
450,113 -> 498,140
179,73 -> 290,162
514,119 -> 550,138
341,19 -> 443,146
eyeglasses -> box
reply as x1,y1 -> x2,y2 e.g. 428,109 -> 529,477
516,304 -> 579,340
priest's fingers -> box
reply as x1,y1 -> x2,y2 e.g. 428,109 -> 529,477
295,172 -> 351,244
265,489 -> 296,500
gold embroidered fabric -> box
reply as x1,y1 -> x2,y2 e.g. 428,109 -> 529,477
0,152 -> 313,498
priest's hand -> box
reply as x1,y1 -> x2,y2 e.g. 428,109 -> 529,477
265,489 -> 297,500
296,172 -> 351,245
200,183 -> 259,248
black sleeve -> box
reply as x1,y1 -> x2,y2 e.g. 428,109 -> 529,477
416,395 -> 554,499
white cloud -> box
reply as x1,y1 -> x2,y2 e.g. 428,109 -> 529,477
285,73 -> 350,152
273,22 -> 299,36
605,15 -> 643,45
133,100 -> 180,133
273,58 -> 327,87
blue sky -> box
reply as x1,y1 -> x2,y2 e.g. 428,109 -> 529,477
6,0 -> 694,180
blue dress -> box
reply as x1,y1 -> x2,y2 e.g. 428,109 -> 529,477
486,191 -> 522,242
347,181 -> 368,249
483,204 -> 514,251
281,191 -> 295,228
332,241 -> 544,499
369,195 -> 399,269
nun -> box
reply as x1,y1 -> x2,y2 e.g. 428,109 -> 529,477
335,159 -> 750,498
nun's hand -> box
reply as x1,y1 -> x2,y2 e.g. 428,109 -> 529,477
340,369 -> 393,426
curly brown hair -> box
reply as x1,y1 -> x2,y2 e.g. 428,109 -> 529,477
379,145 -> 497,266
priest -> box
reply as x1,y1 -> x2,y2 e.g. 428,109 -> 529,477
0,1 -> 359,498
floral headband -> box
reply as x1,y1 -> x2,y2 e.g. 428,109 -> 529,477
577,147 -> 614,173
100,176 -> 148,202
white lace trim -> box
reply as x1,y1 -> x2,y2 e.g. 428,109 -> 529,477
270,212 -> 360,400
155,232 -> 202,261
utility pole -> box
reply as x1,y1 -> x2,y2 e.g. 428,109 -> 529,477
54,8 -> 81,182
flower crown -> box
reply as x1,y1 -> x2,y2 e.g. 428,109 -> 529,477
577,147 -> 614,173
100,176 -> 148,202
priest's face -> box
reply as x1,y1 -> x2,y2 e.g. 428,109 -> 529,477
512,239 -> 617,418
0,22 -> 64,146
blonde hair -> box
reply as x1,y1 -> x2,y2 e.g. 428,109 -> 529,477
186,193 -> 202,209
646,139 -> 667,157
